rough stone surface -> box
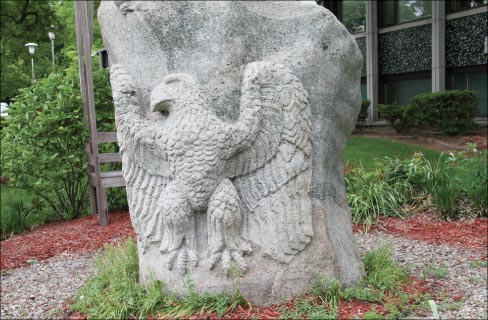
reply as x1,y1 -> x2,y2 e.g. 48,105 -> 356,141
98,1 -> 363,305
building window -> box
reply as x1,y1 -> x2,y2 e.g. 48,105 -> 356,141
317,0 -> 366,34
447,0 -> 488,13
342,0 -> 366,33
379,0 -> 432,27
383,77 -> 432,105
449,70 -> 488,116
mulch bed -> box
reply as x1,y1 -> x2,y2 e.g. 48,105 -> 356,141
354,213 -> 488,253
2,211 -> 486,270
0,211 -> 135,270
3,210 -> 485,319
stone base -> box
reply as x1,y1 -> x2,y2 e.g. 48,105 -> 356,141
138,201 -> 338,306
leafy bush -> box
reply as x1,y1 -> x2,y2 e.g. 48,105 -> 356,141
378,103 -> 413,133
1,73 -> 88,220
409,90 -> 479,135
0,69 -> 122,220
379,90 -> 479,135
74,238 -> 246,319
357,99 -> 371,123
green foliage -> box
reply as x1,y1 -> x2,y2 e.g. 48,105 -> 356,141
379,91 -> 479,135
344,136 -> 441,172
74,238 -> 246,319
1,68 -> 118,220
384,148 -> 487,219
0,199 -> 36,240
357,99 -> 370,123
345,164 -> 408,228
363,309 -> 385,320
362,244 -> 409,292
278,298 -> 338,320
0,0 -> 64,101
378,103 -> 413,133
312,278 -> 341,310
1,73 -> 88,219
422,260 -> 449,280
409,90 -> 479,135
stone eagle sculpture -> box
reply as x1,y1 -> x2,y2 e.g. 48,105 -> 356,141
110,61 -> 313,275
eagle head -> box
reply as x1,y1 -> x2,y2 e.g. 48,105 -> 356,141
150,74 -> 203,113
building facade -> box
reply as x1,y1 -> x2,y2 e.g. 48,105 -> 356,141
318,0 -> 488,124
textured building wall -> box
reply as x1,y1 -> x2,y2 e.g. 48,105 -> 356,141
379,24 -> 432,75
446,13 -> 488,68
356,37 -> 367,77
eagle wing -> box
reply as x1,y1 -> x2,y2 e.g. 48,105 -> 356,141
225,62 -> 314,263
110,64 -> 173,246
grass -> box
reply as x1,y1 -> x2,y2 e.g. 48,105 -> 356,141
0,185 -> 43,239
73,238 -> 246,319
73,240 -> 428,319
344,136 -> 441,172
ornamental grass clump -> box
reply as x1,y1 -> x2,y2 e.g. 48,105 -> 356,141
383,148 -> 487,219
345,164 -> 408,229
73,237 -> 246,319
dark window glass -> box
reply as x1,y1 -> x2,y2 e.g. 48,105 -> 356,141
384,77 -> 432,105
450,72 -> 488,116
398,0 -> 432,23
342,0 -> 366,33
380,0 -> 432,27
447,0 -> 488,13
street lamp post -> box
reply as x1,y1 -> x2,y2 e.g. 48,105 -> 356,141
48,32 -> 56,73
25,43 -> 38,83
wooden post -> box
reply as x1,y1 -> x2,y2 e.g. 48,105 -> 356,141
75,1 -> 109,226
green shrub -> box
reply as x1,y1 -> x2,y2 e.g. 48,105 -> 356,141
357,99 -> 371,123
378,103 -> 413,133
379,90 -> 479,135
0,69 -> 119,220
409,90 -> 479,135
1,73 -> 88,220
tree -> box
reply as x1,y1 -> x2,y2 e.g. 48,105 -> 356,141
0,0 -> 63,101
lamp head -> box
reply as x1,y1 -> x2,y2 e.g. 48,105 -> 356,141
25,43 -> 38,55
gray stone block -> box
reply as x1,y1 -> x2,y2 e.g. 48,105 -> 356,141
99,1 -> 363,305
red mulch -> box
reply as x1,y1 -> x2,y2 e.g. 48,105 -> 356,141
2,210 -> 487,320
354,213 -> 488,253
0,211 -> 135,270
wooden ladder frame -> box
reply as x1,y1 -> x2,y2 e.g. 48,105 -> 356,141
75,1 -> 125,226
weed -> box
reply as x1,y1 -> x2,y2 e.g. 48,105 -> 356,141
468,277 -> 483,284
363,309 -> 385,319
422,260 -> 449,280
443,300 -> 463,311
469,260 -> 488,269
362,244 -> 409,291
341,286 -> 384,303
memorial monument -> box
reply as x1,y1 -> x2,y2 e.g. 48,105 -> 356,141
99,1 -> 364,305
